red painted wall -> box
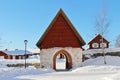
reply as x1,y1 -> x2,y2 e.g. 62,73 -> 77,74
40,14 -> 82,49
0,51 -> 31,59
0,51 -> 7,56
88,35 -> 109,49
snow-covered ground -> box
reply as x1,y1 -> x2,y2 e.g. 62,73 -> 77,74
56,58 -> 66,69
0,55 -> 40,66
84,48 -> 120,55
0,56 -> 120,80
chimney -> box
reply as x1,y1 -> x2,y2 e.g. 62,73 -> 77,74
5,49 -> 8,51
15,49 -> 18,51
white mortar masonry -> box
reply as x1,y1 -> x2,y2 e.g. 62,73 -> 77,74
40,47 -> 83,69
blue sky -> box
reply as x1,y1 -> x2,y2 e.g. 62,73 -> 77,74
0,0 -> 120,50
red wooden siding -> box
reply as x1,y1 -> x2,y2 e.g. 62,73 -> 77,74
88,34 -> 109,49
0,51 -> 32,59
15,56 -> 19,59
40,14 -> 83,49
9,55 -> 13,59
0,51 -> 7,56
0,51 -> 7,59
4,55 -> 9,59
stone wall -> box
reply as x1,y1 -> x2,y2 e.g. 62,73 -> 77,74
40,47 -> 83,69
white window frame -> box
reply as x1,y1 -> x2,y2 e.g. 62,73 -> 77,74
100,43 -> 107,48
19,56 -> 21,59
23,56 -> 25,59
13,56 -> 15,59
92,43 -> 99,48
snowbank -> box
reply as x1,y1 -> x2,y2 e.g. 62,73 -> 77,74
0,67 -> 54,80
83,56 -> 120,66
0,59 -> 40,67
0,56 -> 120,80
84,48 -> 120,55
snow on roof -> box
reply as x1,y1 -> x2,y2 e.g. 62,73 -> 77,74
88,34 -> 100,44
2,50 -> 32,55
88,34 -> 109,44
27,48 -> 40,54
83,48 -> 120,55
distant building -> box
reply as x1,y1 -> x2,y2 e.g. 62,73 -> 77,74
0,51 -> 7,59
88,34 -> 109,49
36,9 -> 85,70
0,49 -> 40,60
2,49 -> 32,59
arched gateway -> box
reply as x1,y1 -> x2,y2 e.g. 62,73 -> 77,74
36,9 -> 85,70
53,50 -> 72,70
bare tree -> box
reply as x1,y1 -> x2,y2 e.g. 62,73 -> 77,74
95,1 -> 110,64
115,34 -> 120,47
0,37 -> 3,50
95,6 -> 110,35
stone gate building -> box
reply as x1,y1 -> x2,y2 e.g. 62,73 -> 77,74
36,9 -> 85,70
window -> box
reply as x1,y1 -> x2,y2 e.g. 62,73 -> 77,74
100,43 -> 107,48
8,55 -> 10,59
92,43 -> 99,48
19,56 -> 21,59
99,39 -> 102,42
13,56 -> 15,59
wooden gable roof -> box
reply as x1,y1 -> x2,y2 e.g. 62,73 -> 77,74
88,34 -> 109,44
0,51 -> 7,56
36,9 -> 85,49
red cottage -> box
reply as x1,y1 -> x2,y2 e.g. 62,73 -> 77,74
2,49 -> 32,59
88,34 -> 109,49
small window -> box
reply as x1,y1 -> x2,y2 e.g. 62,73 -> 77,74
92,43 -> 99,48
19,56 -> 21,59
99,39 -> 102,42
100,43 -> 107,48
8,55 -> 10,59
13,56 -> 15,59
